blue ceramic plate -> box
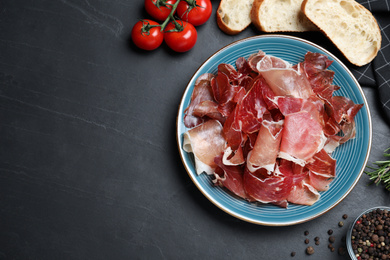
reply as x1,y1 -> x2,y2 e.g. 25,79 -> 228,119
176,35 -> 372,226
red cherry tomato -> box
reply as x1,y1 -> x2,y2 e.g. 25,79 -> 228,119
131,20 -> 163,51
164,20 -> 197,52
176,0 -> 212,26
144,0 -> 177,21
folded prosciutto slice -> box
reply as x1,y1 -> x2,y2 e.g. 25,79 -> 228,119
278,159 -> 320,206
247,120 -> 283,173
306,149 -> 336,191
256,54 -> 314,99
328,96 -> 364,125
243,167 -> 293,206
183,120 -> 226,175
301,52 -> 336,102
277,96 -> 325,126
222,146 -> 245,166
232,76 -> 269,134
279,111 -> 326,166
213,155 -> 246,199
287,180 -> 320,206
324,96 -> 363,144
184,73 -> 216,128
222,76 -> 269,151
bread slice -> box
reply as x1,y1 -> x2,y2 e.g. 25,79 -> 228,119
217,0 -> 255,35
251,0 -> 317,32
302,0 -> 381,66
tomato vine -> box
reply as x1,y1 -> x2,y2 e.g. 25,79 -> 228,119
131,0 -> 212,52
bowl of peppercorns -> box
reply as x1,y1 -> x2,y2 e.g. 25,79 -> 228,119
347,207 -> 390,260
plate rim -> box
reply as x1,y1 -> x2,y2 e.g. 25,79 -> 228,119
176,34 -> 373,226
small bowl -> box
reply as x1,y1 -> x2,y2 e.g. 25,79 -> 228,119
347,206 -> 390,259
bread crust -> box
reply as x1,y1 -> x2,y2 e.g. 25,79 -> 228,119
250,0 -> 266,31
251,0 -> 317,32
216,0 -> 253,35
302,0 -> 381,66
216,7 -> 243,35
300,0 -> 309,12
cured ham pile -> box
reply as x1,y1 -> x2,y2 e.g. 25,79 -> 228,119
182,51 -> 363,207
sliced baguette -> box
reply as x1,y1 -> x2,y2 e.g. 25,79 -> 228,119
217,0 -> 255,35
302,0 -> 381,66
251,0 -> 317,32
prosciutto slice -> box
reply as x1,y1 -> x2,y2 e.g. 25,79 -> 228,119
183,120 -> 226,175
222,108 -> 244,152
287,180 -> 320,206
256,54 -> 314,99
247,120 -> 283,173
192,100 -> 225,124
277,96 -> 325,126
303,52 -> 333,72
328,96 -> 363,124
222,146 -> 245,166
279,111 -> 326,165
325,96 -> 363,144
248,50 -> 266,72
324,135 -> 342,153
233,76 -> 268,134
277,160 -> 320,206
243,167 -> 293,205
306,149 -> 336,191
302,52 -> 335,98
213,156 -> 246,199
211,71 -> 238,117
184,73 -> 216,128
222,76 -> 269,151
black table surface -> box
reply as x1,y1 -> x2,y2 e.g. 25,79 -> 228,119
1,1 -> 390,259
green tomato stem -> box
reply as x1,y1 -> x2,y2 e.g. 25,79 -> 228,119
183,0 -> 197,6
159,0 -> 181,31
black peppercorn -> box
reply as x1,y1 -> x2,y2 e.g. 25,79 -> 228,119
338,247 -> 346,255
306,246 -> 315,255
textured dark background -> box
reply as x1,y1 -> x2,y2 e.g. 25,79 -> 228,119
0,0 -> 389,259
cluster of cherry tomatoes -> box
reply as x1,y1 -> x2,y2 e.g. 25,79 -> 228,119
131,0 -> 212,52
